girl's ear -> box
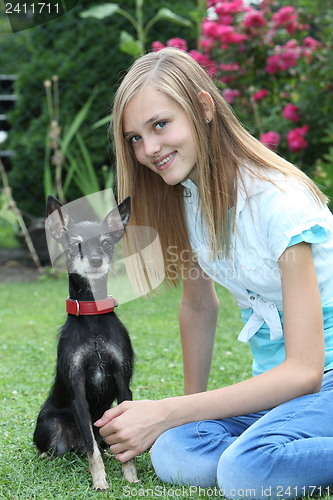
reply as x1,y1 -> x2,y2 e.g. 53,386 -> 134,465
197,91 -> 215,122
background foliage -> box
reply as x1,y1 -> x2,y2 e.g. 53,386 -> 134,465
152,0 -> 333,209
0,0 -> 198,217
0,0 -> 332,224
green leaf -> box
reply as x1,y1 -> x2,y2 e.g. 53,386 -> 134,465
75,132 -> 101,194
91,113 -> 113,130
119,30 -> 142,57
66,150 -> 93,197
44,136 -> 55,200
62,157 -> 76,196
60,90 -> 97,155
44,160 -> 55,200
80,3 -> 119,20
102,165 -> 114,190
155,8 -> 192,27
188,8 -> 206,25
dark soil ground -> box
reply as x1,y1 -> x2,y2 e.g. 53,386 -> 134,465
0,248 -> 43,283
0,264 -> 41,283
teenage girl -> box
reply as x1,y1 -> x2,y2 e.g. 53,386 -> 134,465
94,48 -> 333,499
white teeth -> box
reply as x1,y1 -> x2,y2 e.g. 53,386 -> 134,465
156,152 -> 175,167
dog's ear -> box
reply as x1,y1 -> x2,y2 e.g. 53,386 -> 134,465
46,195 -> 63,217
105,196 -> 131,243
46,195 -> 71,241
116,196 -> 131,227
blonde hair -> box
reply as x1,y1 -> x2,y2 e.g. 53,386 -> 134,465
112,48 -> 327,290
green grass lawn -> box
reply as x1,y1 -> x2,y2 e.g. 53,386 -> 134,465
0,274 -> 302,499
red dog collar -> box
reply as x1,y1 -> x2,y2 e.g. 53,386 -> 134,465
66,296 -> 119,316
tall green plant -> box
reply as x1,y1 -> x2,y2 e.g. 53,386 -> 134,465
44,79 -> 114,203
80,0 -> 192,57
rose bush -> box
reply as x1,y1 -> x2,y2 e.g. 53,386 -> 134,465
287,125 -> 309,153
152,0 -> 333,196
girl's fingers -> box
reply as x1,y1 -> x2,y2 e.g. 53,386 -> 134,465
94,404 -> 125,427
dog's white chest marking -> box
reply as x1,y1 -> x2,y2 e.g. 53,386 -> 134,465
106,344 -> 124,365
93,368 -> 104,385
71,343 -> 124,373
72,348 -> 86,369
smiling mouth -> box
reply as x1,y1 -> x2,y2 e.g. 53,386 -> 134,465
155,152 -> 176,169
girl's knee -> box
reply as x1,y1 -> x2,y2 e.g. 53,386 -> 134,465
150,429 -> 173,471
150,424 -> 217,487
217,443 -> 262,499
150,428 -> 187,484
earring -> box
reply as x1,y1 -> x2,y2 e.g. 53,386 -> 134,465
205,118 -> 210,124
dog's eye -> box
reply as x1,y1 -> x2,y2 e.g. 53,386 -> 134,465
71,241 -> 82,253
101,239 -> 111,250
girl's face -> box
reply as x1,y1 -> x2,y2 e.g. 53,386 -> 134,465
123,86 -> 198,185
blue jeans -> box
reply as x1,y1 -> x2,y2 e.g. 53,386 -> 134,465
151,370 -> 333,499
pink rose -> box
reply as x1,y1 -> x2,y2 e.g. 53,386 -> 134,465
243,9 -> 266,29
303,36 -> 321,50
189,50 -> 217,77
228,32 -> 248,44
253,89 -> 268,101
152,41 -> 165,52
272,6 -> 298,34
202,20 -> 220,39
259,131 -> 281,151
280,48 -> 300,70
283,103 -> 300,122
223,88 -> 241,104
215,0 -> 244,15
218,14 -> 234,25
265,46 -> 301,74
285,39 -> 299,49
166,38 -> 188,52
220,76 -> 235,84
220,62 -> 240,72
216,25 -> 234,42
210,25 -> 249,45
302,49 -> 312,58
200,38 -> 215,53
287,125 -> 309,153
265,54 -> 280,74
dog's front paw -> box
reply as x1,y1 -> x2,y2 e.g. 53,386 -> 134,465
93,478 -> 109,491
122,458 -> 139,483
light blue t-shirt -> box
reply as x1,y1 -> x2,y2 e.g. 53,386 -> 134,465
182,168 -> 333,376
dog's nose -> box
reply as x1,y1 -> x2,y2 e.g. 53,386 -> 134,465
90,256 -> 103,268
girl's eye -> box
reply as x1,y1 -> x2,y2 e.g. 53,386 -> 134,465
130,134 -> 141,144
155,121 -> 167,130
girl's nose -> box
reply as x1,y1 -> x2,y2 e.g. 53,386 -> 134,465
143,136 -> 162,157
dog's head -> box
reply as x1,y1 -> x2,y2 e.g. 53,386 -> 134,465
46,195 -> 131,280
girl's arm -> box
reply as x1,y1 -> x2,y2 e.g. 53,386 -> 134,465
179,261 -> 220,394
163,242 -> 324,421
96,242 -> 324,462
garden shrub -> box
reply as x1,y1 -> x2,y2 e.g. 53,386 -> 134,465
152,0 -> 333,209
2,0 -> 198,216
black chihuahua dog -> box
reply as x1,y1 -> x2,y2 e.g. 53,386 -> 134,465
33,195 -> 138,491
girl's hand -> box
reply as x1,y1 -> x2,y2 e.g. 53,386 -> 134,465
94,399 -> 170,463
